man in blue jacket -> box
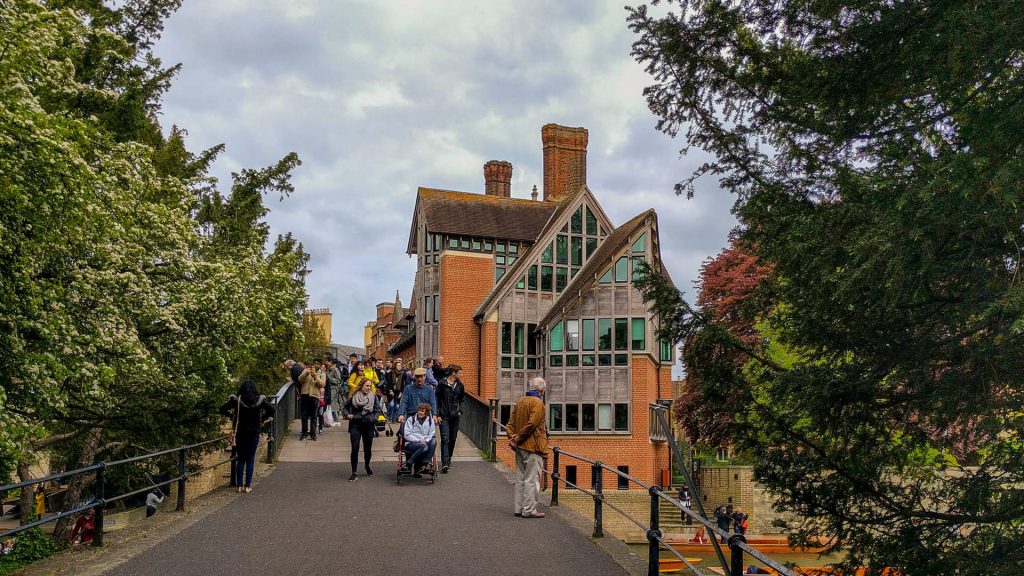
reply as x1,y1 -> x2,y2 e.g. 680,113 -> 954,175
398,368 -> 438,422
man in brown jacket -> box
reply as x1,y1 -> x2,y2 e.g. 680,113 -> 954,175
298,361 -> 325,441
506,377 -> 547,519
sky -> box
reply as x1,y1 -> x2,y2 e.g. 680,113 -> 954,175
155,0 -> 737,347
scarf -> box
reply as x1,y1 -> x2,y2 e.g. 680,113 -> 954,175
352,389 -> 374,413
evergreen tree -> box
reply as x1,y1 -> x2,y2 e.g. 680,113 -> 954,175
630,1 -> 1024,573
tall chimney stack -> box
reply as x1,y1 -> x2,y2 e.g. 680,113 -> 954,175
541,124 -> 588,203
483,160 -> 513,198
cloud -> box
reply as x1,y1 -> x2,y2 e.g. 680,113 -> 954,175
156,0 -> 737,348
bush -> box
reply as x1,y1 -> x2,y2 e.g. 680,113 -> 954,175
0,524 -> 59,575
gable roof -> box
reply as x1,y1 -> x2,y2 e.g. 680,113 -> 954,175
472,185 -> 592,319
537,209 -> 669,328
406,188 -> 557,254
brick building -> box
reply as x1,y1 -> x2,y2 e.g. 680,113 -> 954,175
390,123 -> 675,488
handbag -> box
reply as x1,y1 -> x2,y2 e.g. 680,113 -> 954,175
228,396 -> 240,447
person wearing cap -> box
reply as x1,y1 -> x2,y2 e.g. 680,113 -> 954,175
397,367 -> 438,421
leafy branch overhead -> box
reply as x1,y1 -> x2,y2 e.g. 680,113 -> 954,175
630,1 -> 1024,574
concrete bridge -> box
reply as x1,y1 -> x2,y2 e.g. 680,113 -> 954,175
87,424 -> 633,576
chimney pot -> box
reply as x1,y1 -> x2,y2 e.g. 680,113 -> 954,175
483,160 -> 513,198
531,185 -> 538,201
541,124 -> 588,203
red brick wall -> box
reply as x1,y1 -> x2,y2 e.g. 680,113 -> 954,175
478,320 -> 498,399
497,355 -> 670,491
438,251 -> 494,396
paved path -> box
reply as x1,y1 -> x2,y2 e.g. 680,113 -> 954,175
105,423 -> 629,576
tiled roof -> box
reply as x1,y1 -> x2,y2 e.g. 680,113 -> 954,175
472,185 -> 589,319
406,188 -> 557,254
538,209 -> 666,328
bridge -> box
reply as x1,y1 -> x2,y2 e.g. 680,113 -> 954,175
3,388 -> 799,576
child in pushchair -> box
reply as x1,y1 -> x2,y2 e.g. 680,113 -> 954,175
374,390 -> 394,437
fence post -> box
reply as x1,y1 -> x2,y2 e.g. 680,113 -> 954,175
175,447 -> 186,511
93,463 -> 105,548
266,415 -> 276,464
592,462 -> 604,538
550,448 -> 560,506
728,534 -> 746,576
488,399 -> 498,461
647,486 -> 661,576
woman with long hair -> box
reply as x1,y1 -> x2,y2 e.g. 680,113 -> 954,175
346,359 -> 379,397
343,379 -> 380,481
219,380 -> 276,493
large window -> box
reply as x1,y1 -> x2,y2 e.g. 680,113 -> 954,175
548,403 -> 630,434
541,266 -> 553,291
556,235 -> 568,264
660,339 -> 673,362
566,320 -> 579,351
550,321 -> 564,352
631,318 -> 646,351
598,319 -> 612,350
582,319 -> 595,351
614,318 -> 628,350
614,256 -> 629,283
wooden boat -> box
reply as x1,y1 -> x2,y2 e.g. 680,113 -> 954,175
658,557 -> 703,573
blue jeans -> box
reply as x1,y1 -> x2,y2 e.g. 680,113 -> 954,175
234,435 -> 259,487
405,438 -> 436,468
387,398 -> 399,421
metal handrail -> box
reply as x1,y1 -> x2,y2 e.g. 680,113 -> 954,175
490,407 -> 800,576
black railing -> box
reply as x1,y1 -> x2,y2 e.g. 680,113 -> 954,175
0,437 -> 234,547
458,392 -> 494,459
266,381 -> 296,463
490,404 -> 798,576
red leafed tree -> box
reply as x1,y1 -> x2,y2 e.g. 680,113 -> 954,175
674,238 -> 773,446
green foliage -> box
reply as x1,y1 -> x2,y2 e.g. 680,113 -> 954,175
0,526 -> 59,575
630,1 -> 1024,574
0,0 -> 308,513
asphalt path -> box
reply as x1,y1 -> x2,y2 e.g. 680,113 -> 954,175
105,459 -> 629,576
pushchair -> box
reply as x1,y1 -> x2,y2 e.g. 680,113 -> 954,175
395,432 -> 437,484
375,413 -> 394,437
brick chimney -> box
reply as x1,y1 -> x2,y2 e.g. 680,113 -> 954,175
542,124 -> 588,203
483,160 -> 513,198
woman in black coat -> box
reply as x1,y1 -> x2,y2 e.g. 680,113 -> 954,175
220,380 -> 276,493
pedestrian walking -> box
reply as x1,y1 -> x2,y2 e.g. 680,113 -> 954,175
219,380 -> 276,492
432,354 -> 449,383
732,507 -> 749,535
397,368 -> 438,420
436,363 -> 465,473
344,380 -> 380,481
679,484 -> 692,524
507,377 -> 547,519
347,359 -> 379,397
298,361 -> 325,441
422,358 -> 438,389
714,504 -> 733,542
325,356 -> 342,423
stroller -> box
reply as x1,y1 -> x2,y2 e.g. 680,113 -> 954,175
375,413 -> 394,437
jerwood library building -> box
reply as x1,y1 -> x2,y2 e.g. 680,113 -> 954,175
396,124 -> 674,488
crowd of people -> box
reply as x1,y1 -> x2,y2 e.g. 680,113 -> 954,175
278,353 -> 466,482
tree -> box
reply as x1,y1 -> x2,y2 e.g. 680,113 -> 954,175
0,0 -> 309,539
629,1 -> 1024,574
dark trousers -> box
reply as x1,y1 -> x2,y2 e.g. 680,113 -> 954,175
717,518 -> 731,542
406,438 -> 436,468
234,434 -> 259,487
300,395 -> 318,438
439,416 -> 460,465
348,420 -> 373,473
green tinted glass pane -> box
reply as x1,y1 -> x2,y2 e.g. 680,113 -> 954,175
598,319 -> 612,350
496,255 -> 506,265
527,357 -> 538,370
484,240 -> 492,251
541,243 -> 553,263
449,237 -> 459,248
515,323 -> 525,355
541,265 -> 553,291
461,238 -> 470,249
631,318 -> 645,350
614,318 -> 628,350
528,265 -> 538,290
496,242 -> 506,253
509,243 -> 518,254
582,354 -> 595,366
550,355 -> 563,367
502,322 -> 512,354
614,257 -> 628,282
598,354 -> 612,366
586,237 -> 597,258
599,268 -> 612,284
571,237 -> 582,266
495,267 -> 506,282
631,233 -> 646,253
614,353 -> 628,366
550,321 -> 564,352
472,239 -> 481,250
582,405 -> 595,431
426,234 -> 433,252
582,319 -> 595,351
571,206 -> 583,234
565,404 -> 579,430
566,354 -> 579,367
516,276 -> 525,289
514,357 -> 524,369
528,323 -> 537,355
556,268 -> 568,292
556,235 -> 568,264
550,404 -> 563,431
631,257 -> 645,282
660,339 -> 672,361
501,356 -> 511,368
586,206 -> 598,235
614,404 -> 629,431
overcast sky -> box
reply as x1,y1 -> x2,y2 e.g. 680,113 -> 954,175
155,0 -> 737,347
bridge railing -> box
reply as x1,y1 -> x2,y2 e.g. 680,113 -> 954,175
0,437 -> 233,547
458,391 -> 495,459
490,403 -> 798,576
266,380 -> 296,463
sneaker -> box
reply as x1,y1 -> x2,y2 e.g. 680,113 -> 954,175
299,434 -> 307,441
365,467 -> 374,477
348,474 -> 358,482
311,436 -> 317,441
522,512 -> 546,519
441,464 -> 449,473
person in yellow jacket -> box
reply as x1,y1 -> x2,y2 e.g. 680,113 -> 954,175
346,359 -> 379,397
